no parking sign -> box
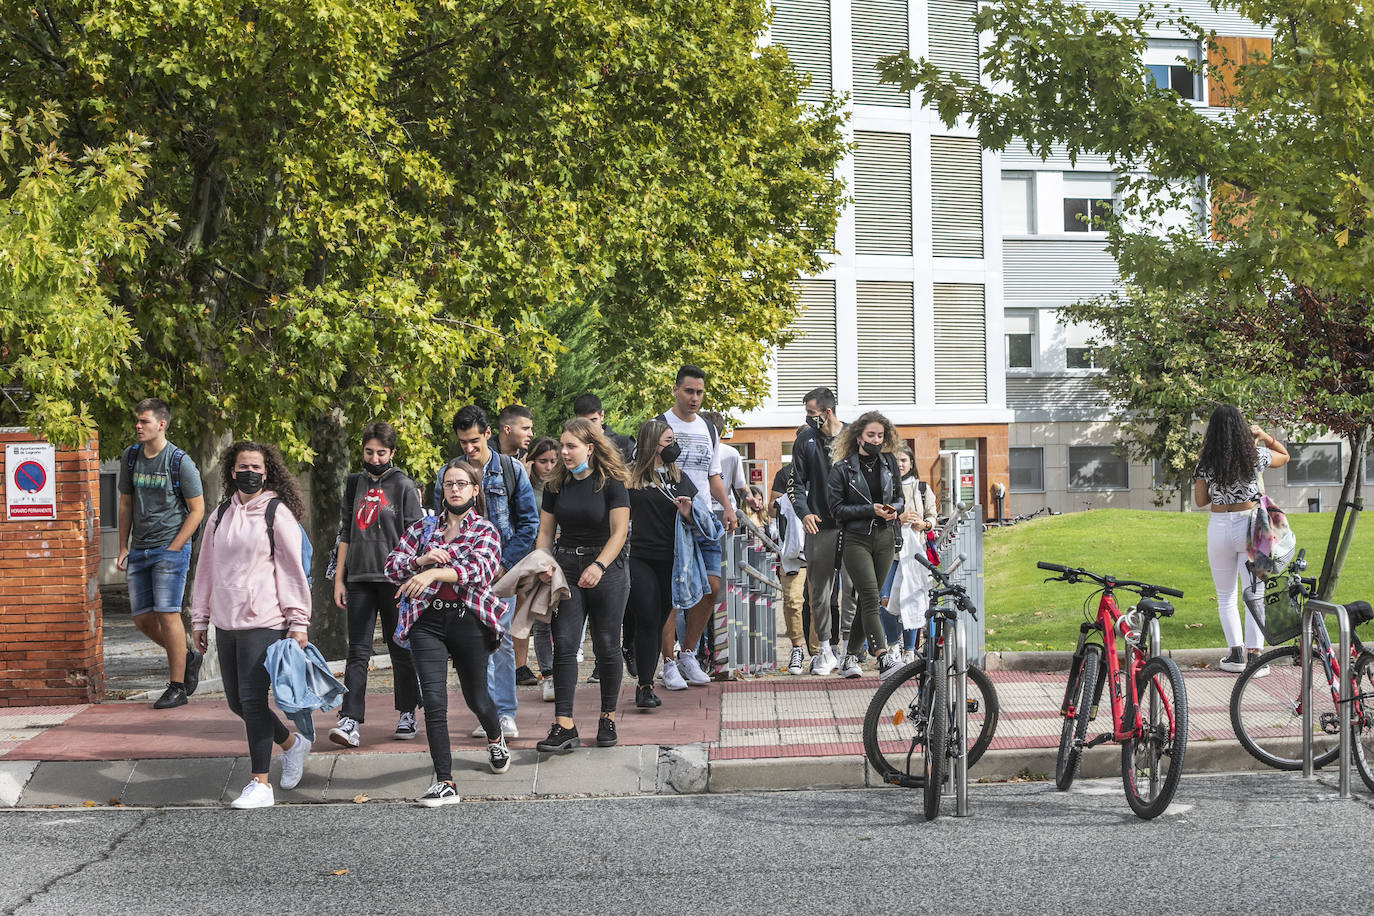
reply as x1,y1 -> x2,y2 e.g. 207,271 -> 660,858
6,443 -> 55,520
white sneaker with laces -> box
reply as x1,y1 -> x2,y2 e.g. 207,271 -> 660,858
661,658 -> 688,691
279,733 -> 310,790
903,649 -> 917,666
499,715 -> 519,739
677,651 -> 711,685
417,781 -> 460,807
839,654 -> 863,679
393,711 -> 418,740
810,646 -> 839,676
230,780 -> 274,809
542,679 -> 556,702
787,646 -> 806,675
329,716 -> 360,748
877,651 -> 903,680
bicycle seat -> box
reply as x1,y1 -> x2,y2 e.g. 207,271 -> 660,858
1346,601 -> 1373,627
1137,598 -> 1174,618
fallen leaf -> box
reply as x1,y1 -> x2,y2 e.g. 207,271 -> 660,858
1033,611 -> 1043,617
82,800 -> 97,807
330,869 -> 349,877
1185,622 -> 1204,629
108,797 -> 124,807
1016,640 -> 1030,645
986,628 -> 996,635
352,793 -> 369,804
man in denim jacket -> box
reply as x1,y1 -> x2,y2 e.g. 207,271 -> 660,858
447,405 -> 539,736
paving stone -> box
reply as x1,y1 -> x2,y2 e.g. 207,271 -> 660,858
658,744 -> 707,794
0,760 -> 38,807
326,752 -> 435,802
446,748 -> 539,799
124,757 -> 237,806
19,760 -> 136,807
709,755 -> 865,792
223,751 -> 337,805
532,746 -> 648,796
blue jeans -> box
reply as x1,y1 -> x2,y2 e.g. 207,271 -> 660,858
127,543 -> 192,615
485,597 -> 517,720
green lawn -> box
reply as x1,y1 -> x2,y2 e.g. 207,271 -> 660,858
982,509 -> 1374,652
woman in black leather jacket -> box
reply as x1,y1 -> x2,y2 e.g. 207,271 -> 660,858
826,411 -> 905,680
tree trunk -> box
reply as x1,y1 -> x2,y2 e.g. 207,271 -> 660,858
185,429 -> 232,679
1318,426 -> 1369,601
304,410 -> 350,658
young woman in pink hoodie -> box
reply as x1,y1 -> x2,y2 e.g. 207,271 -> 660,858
191,441 -> 312,810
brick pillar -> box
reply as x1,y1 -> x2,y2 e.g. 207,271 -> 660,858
0,430 -> 103,706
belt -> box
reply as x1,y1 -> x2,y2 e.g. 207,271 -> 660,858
554,545 -> 600,556
429,598 -> 466,614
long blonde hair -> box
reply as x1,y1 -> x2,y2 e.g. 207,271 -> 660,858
831,411 -> 901,462
629,417 -> 681,489
544,417 -> 630,494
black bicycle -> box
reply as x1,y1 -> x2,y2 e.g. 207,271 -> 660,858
862,553 -> 1000,820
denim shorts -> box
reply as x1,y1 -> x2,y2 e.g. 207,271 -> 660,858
700,534 -> 723,580
127,543 -> 192,616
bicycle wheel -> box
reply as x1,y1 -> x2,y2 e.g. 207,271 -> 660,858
1230,644 -> 1340,770
1352,651 -> 1374,793
1055,645 -> 1101,791
923,658 -> 949,820
863,660 -> 1001,786
1122,656 -> 1187,820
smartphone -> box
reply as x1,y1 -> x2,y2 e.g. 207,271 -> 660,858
880,504 -> 896,513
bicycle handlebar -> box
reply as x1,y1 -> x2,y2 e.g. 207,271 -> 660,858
1036,561 -> 1183,599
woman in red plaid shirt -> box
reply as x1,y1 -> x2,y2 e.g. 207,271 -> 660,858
385,459 -> 509,807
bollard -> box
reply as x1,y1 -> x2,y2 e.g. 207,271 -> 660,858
1301,600 -> 1353,798
953,612 -> 970,817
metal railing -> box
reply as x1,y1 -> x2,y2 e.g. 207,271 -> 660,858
708,514 -> 783,678
1301,599 -> 1353,797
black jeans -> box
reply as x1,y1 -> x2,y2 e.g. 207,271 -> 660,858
409,602 -> 500,783
217,626 -> 291,774
628,555 -> 673,687
341,580 -> 420,722
552,551 -> 630,718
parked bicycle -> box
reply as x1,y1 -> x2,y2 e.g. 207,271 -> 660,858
1039,561 -> 1188,819
863,552 -> 1000,820
1228,549 -> 1374,789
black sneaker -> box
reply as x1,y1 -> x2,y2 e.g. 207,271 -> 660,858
488,736 -> 511,774
183,650 -> 204,696
152,683 -> 187,709
1219,647 -> 1246,673
587,667 -> 600,684
536,723 -> 580,753
596,716 -> 618,747
622,644 -> 638,679
635,685 -> 661,709
515,665 -> 539,687
417,781 -> 460,807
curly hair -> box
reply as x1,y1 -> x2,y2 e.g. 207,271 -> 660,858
1196,404 -> 1259,490
544,417 -> 630,494
629,417 -> 681,489
831,411 -> 901,463
219,441 -> 307,521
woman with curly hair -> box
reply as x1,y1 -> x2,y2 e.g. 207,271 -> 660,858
534,418 -> 631,752
827,411 -> 905,680
191,441 -> 312,809
1193,405 -> 1289,673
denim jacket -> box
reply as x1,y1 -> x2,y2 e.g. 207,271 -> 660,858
265,638 -> 347,743
433,451 -> 538,571
672,500 -> 724,610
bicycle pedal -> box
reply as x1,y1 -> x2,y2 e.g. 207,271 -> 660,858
1320,712 -> 1340,736
966,700 -> 980,714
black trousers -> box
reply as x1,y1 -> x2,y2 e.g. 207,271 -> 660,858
552,552 -> 629,718
627,555 -> 674,687
409,603 -> 500,783
217,626 -> 291,774
341,580 -> 420,722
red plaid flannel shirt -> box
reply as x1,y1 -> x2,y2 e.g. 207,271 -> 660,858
385,512 -> 504,647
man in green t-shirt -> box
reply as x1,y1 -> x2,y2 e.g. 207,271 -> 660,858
116,398 -> 207,709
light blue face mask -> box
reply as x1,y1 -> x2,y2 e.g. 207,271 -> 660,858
571,458 -> 590,475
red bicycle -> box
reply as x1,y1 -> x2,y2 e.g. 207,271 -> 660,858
1039,561 -> 1189,819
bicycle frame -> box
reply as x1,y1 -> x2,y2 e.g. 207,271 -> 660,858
1064,589 -> 1165,743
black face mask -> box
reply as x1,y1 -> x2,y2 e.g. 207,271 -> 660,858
445,498 -> 475,517
659,442 -> 682,465
859,441 -> 881,458
362,460 -> 392,477
806,414 -> 825,434
234,470 -> 265,495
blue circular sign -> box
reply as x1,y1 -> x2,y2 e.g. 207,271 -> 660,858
14,461 -> 46,493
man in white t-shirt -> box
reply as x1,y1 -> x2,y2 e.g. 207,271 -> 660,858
700,411 -> 760,515
658,366 -> 736,689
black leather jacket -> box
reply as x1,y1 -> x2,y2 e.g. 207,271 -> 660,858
826,452 -> 905,538
787,423 -> 843,529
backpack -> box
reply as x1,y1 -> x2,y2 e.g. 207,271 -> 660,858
124,443 -> 202,537
215,497 -> 314,586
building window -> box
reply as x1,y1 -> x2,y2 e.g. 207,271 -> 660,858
1005,309 -> 1036,369
1286,442 -> 1342,486
1144,39 -> 1202,102
99,472 -> 119,530
1366,452 -> 1374,485
1001,172 -> 1033,235
1010,447 -> 1044,492
1064,321 -> 1101,370
1068,446 -> 1129,490
1063,173 -> 1114,232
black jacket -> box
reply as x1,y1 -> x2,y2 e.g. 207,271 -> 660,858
826,452 -> 905,538
787,424 -> 843,528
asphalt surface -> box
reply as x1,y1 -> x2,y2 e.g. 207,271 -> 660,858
0,771 -> 1367,915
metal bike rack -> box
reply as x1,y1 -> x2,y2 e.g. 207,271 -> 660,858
1301,599 -> 1352,798
945,614 -> 971,817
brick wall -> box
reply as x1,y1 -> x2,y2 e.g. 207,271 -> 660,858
0,430 -> 103,706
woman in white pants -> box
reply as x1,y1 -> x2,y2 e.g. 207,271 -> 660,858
1193,405 -> 1289,674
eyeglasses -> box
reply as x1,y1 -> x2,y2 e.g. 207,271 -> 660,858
441,480 -> 476,492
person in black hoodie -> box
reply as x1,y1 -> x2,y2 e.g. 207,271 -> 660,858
329,421 -> 424,748
826,411 -> 905,680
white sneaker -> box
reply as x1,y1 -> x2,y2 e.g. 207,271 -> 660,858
903,649 -> 917,666
661,658 -> 689,691
417,781 -> 460,807
230,780 -> 274,809
787,646 -> 806,675
839,654 -> 863,679
329,716 -> 360,748
677,651 -> 711,686
279,733 -> 310,790
877,651 -> 903,680
499,715 -> 519,739
542,679 -> 556,702
810,647 -> 839,676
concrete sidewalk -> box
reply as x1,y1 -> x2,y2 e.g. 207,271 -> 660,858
0,661 -> 1305,807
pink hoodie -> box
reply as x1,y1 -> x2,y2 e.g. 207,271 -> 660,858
191,489 -> 312,634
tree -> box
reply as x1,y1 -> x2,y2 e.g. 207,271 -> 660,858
883,0 -> 1374,597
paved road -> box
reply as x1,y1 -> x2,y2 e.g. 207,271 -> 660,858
0,772 -> 1366,915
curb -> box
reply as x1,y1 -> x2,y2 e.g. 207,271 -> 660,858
984,647 -> 1229,673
